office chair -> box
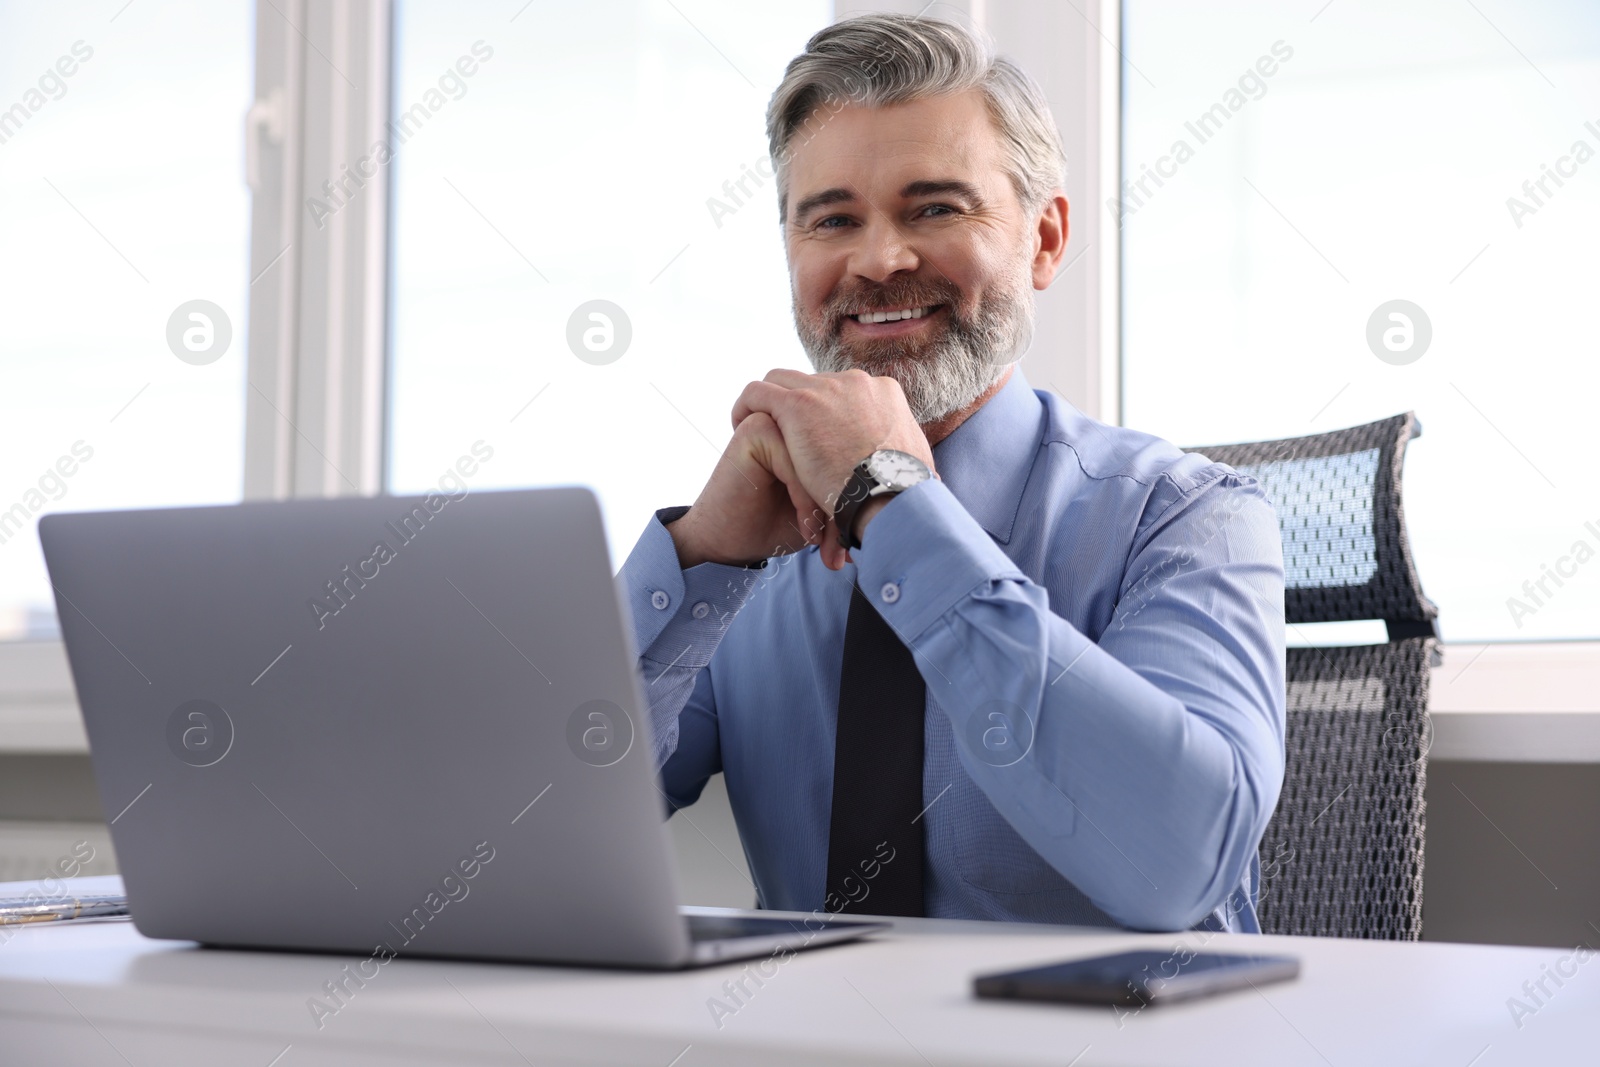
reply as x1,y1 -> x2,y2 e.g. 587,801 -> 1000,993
1185,413 -> 1437,939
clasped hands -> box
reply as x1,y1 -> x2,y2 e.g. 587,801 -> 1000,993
668,369 -> 936,573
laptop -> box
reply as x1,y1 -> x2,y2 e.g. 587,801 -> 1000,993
39,487 -> 886,968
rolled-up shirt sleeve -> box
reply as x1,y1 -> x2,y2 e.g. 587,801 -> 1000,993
851,473 -> 1286,931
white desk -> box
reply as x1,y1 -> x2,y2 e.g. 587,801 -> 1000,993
1,879 -> 1593,1066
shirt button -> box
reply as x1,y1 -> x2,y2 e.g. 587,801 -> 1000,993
650,590 -> 670,611
880,582 -> 900,604
691,601 -> 710,619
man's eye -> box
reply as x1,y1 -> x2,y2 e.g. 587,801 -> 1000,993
816,215 -> 852,230
919,203 -> 956,218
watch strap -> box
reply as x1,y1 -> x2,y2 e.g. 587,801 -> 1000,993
832,462 -> 878,551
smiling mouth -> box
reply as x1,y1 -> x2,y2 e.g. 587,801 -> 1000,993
845,304 -> 943,325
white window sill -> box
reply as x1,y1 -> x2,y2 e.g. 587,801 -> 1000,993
0,641 -> 84,753
1429,642 -> 1600,762
4,639 -> 1597,762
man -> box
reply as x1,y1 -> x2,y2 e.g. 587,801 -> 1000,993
619,13 -> 1285,932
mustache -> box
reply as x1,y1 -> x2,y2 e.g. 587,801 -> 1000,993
822,278 -> 963,323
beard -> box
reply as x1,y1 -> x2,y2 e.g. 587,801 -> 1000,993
792,260 -> 1035,424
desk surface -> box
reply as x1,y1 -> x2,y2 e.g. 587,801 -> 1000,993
0,880 -> 1593,1066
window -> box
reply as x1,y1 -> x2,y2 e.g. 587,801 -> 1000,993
0,0 -> 253,640
1121,0 -> 1600,642
388,0 -> 831,567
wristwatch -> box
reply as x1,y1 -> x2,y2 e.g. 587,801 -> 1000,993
832,449 -> 933,550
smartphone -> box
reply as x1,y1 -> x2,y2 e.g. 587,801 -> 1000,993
973,949 -> 1300,1007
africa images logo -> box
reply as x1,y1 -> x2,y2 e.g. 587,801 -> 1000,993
566,700 -> 634,767
165,700 -> 234,767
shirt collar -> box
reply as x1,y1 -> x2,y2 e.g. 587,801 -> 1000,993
930,368 -> 1046,545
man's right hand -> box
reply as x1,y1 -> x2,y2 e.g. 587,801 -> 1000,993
667,411 -> 825,569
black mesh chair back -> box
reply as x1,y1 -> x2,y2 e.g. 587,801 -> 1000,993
1185,413 -> 1435,939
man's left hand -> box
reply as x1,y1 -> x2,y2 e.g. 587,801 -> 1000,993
731,368 -> 935,570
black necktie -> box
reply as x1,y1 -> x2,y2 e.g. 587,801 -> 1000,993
825,583 -> 926,917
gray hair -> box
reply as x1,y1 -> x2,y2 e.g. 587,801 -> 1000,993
765,13 -> 1068,222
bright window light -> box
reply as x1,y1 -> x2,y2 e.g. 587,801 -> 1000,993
1122,0 -> 1600,642
388,1 -> 832,568
0,1 -> 252,640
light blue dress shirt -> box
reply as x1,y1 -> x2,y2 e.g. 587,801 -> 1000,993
619,370 -> 1286,932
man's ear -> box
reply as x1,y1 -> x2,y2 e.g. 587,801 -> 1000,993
1031,192 -> 1070,290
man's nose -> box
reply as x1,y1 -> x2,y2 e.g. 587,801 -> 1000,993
848,216 -> 920,283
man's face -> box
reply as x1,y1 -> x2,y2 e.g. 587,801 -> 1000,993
783,89 -> 1041,424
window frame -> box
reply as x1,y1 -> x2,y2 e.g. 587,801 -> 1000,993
244,0 -> 392,501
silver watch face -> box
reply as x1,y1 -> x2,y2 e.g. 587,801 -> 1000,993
865,449 -> 929,492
